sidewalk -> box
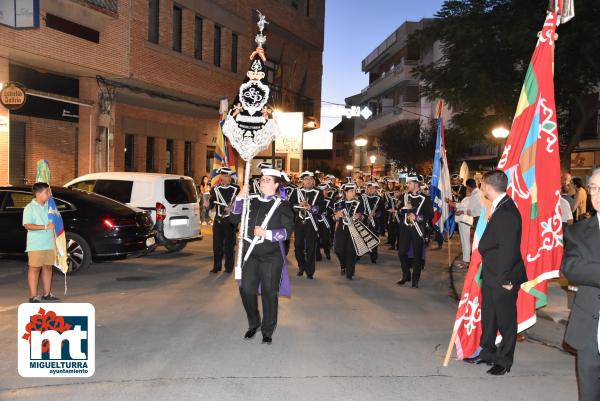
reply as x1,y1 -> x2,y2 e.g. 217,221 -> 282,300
449,244 -> 571,350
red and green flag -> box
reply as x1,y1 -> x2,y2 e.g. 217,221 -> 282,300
453,1 -> 571,360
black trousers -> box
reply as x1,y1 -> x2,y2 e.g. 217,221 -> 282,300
239,252 -> 283,337
576,343 -> 600,401
334,226 -> 357,278
368,222 -> 379,262
294,221 -> 318,276
479,284 -> 519,368
398,225 -> 424,285
388,221 -> 399,249
212,219 -> 236,272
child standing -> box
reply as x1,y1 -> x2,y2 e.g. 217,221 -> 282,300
22,182 -> 60,303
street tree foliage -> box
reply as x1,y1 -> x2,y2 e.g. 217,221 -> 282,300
378,119 -> 436,174
410,0 -> 600,165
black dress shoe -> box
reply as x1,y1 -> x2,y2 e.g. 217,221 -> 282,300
371,259 -> 377,264
224,270 -> 232,274
325,251 -> 331,260
210,268 -> 221,273
397,277 -> 411,285
340,269 -> 345,275
412,283 -> 419,288
244,327 -> 258,339
487,364 -> 510,375
306,275 -> 314,280
262,335 -> 272,344
297,271 -> 304,277
463,356 -> 492,365
346,276 -> 353,280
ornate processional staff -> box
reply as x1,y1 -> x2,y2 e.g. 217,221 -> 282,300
221,11 -> 281,280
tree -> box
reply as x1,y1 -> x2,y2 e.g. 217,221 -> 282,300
410,0 -> 600,166
378,119 -> 436,174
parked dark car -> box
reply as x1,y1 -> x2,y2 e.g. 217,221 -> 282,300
0,186 -> 156,274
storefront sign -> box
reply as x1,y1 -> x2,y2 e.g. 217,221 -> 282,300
0,82 -> 27,110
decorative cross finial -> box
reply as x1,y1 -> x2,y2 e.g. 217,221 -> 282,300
255,10 -> 268,48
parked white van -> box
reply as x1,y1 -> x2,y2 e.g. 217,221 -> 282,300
65,172 -> 201,252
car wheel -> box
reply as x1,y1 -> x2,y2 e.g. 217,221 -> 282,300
65,232 -> 92,274
164,241 -> 187,253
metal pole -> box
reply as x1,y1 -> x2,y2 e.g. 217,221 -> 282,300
106,127 -> 110,172
271,140 -> 275,166
359,146 -> 364,173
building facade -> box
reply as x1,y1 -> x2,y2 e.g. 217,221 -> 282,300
0,0 -> 324,186
345,18 -> 446,177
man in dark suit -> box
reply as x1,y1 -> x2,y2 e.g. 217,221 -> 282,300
464,169 -> 527,375
561,169 -> 600,401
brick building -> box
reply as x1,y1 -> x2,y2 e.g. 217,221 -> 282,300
0,0 -> 324,186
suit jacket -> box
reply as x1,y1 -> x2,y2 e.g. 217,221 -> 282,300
561,215 -> 600,350
479,195 -> 528,288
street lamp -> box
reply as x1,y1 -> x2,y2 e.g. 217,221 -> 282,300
491,127 -> 510,165
369,155 -> 376,178
354,136 -> 368,173
492,127 -> 509,139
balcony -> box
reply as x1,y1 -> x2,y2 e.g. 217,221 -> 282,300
360,102 -> 421,137
360,60 -> 418,103
44,0 -> 118,33
270,84 -> 314,118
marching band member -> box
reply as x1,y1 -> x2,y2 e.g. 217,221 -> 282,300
316,183 -> 334,261
334,183 -> 364,280
362,181 -> 384,264
250,162 -> 273,195
387,188 -> 402,250
209,167 -> 240,273
229,168 -> 294,344
289,171 -> 325,279
397,172 -> 433,288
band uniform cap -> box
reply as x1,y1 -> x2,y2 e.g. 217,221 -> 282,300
406,172 -> 420,183
261,168 -> 281,178
341,183 -> 356,191
300,171 -> 314,178
257,162 -> 273,169
217,167 -> 233,175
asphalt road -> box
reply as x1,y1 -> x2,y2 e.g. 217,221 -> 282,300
0,234 -> 577,401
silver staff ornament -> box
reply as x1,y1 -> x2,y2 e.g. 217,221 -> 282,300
221,10 -> 281,279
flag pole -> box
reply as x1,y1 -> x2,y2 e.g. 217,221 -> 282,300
443,327 -> 458,367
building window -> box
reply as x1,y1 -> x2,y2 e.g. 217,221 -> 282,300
194,16 -> 203,60
206,147 -> 215,174
335,149 -> 343,157
213,24 -> 221,67
148,0 -> 159,43
231,33 -> 238,73
125,135 -> 135,171
184,141 -> 192,176
166,139 -> 174,174
336,134 -> 344,143
146,136 -> 155,172
172,5 -> 182,52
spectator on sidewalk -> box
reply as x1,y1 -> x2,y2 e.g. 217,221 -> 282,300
452,179 -> 482,269
571,177 -> 587,222
22,182 -> 60,303
561,182 -> 575,211
561,168 -> 600,401
560,184 -> 574,229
